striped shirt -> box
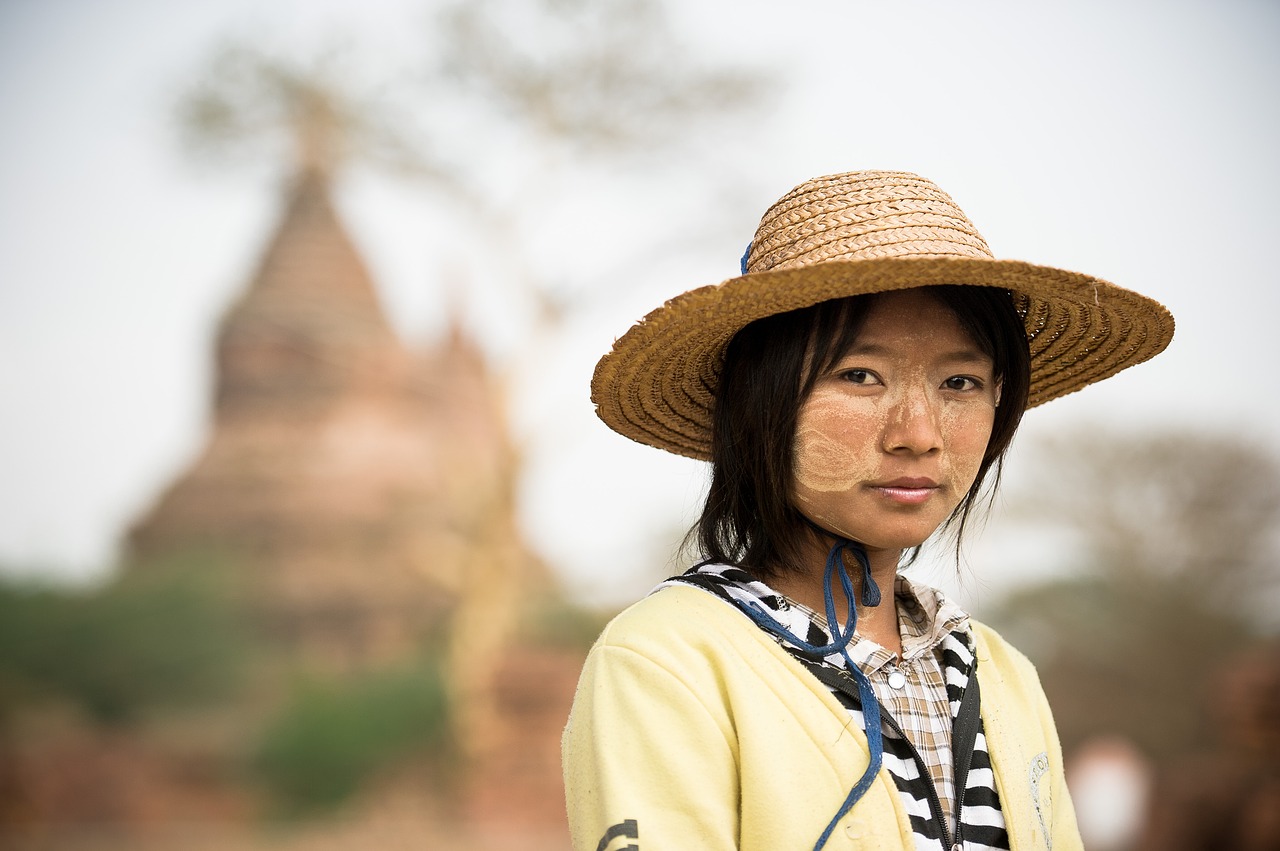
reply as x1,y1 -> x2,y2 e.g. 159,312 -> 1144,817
663,564 -> 1010,851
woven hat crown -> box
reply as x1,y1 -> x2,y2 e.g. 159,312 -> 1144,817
746,171 -> 994,273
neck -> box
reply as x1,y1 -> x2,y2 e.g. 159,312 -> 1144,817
770,535 -> 905,659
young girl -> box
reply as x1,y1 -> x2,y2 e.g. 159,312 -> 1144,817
563,171 -> 1174,851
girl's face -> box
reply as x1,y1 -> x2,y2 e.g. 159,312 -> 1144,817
791,289 -> 999,557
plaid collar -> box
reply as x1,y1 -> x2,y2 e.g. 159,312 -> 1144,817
663,564 -> 971,671
894,574 -> 970,661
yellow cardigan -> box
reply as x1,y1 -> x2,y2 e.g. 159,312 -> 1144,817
563,584 -> 1083,850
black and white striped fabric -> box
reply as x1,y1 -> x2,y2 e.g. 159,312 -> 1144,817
660,563 -> 1011,851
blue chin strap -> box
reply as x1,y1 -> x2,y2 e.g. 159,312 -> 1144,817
732,538 -> 884,851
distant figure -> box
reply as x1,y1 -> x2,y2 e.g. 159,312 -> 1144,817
1068,737 -> 1152,851
563,171 -> 1174,849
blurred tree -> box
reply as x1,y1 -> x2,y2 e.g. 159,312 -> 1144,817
986,428 -> 1280,764
254,655 -> 451,817
430,0 -> 761,159
0,557 -> 250,727
173,0 -> 769,795
178,41 -> 420,181
422,0 -> 769,328
178,0 -> 767,332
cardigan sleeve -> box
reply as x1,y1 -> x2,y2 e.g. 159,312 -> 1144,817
562,639 -> 741,850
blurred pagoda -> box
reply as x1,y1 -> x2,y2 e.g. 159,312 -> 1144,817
126,54 -> 546,672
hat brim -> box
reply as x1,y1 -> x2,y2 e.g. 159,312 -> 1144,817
591,255 -> 1175,460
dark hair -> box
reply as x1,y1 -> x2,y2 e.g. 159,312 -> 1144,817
695,284 -> 1031,580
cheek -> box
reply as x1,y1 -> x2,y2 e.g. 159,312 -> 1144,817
792,396 -> 878,493
942,405 -> 996,491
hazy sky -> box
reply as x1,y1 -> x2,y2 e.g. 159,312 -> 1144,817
2,0 -> 1277,607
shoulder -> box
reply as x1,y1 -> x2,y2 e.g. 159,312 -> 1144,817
579,582 -> 816,705
592,583 -> 768,664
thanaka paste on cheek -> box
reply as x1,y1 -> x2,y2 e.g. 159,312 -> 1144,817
792,393 -> 879,493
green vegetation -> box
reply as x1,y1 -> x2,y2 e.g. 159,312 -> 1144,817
254,656 -> 451,816
0,558 -> 455,819
0,563 -> 250,725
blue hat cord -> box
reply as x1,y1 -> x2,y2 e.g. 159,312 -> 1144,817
733,538 -> 884,851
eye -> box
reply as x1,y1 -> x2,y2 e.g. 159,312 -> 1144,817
942,375 -> 983,392
839,369 -> 880,386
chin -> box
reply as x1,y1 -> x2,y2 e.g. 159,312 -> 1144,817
839,522 -> 947,554
859,535 -> 936,554
800,504 -> 953,555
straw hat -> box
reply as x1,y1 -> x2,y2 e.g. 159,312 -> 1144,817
592,170 -> 1174,460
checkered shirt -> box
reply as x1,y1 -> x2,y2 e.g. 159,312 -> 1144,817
819,574 -> 971,824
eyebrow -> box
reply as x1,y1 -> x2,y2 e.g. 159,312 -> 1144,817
840,343 -> 993,367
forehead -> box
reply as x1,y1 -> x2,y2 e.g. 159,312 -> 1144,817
845,289 -> 984,353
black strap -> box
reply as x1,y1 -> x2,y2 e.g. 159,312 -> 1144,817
807,656 -> 984,850
949,671 -> 982,846
805,663 -> 869,708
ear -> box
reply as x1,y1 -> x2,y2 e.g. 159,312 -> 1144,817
994,378 -> 1004,407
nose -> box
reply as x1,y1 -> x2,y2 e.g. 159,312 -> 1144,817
882,382 -> 943,455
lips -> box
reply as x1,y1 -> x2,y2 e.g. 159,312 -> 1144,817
876,477 -> 939,489
868,477 -> 940,505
